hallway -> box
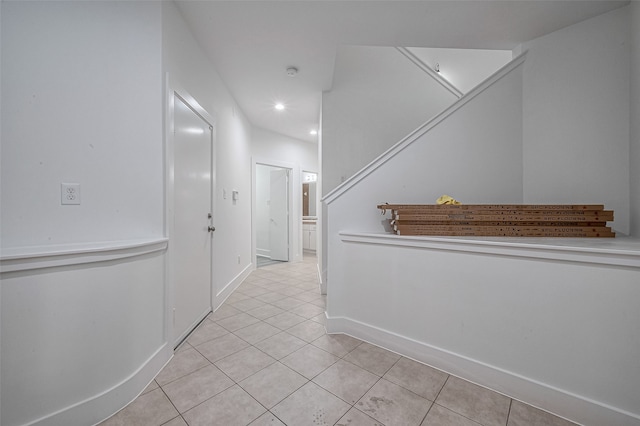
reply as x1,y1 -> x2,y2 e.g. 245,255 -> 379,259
100,255 -> 575,426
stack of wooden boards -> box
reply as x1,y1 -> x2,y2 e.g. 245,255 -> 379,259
378,204 -> 615,237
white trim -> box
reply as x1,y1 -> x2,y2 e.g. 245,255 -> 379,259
256,248 -> 271,258
172,307 -> 212,350
214,262 -> 253,310
21,343 -> 172,426
326,315 -> 640,426
0,238 -> 168,273
396,47 -> 464,98
322,51 -> 527,206
339,232 -> 640,269
165,74 -> 218,348
316,262 -> 325,295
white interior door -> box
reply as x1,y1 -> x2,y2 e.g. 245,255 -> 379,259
269,169 -> 289,261
173,94 -> 213,347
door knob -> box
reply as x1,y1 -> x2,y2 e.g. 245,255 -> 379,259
208,226 -> 216,232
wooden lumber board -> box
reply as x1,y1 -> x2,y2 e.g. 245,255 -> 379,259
390,213 -> 614,222
378,204 -> 605,212
394,226 -> 615,238
391,209 -> 612,218
394,224 -> 612,233
389,219 -> 609,227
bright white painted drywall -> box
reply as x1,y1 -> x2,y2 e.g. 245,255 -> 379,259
1,251 -> 167,426
323,9 -> 639,423
0,3 -> 3,424
251,126 -> 318,171
322,58 -> 525,300
324,46 -> 640,423
163,1 -> 254,304
329,236 -> 640,426
1,3 -> 168,426
631,2 -> 640,237
1,1 -> 164,247
520,6 -> 631,235
322,45 -> 458,195
407,47 -> 512,93
324,59 -> 525,229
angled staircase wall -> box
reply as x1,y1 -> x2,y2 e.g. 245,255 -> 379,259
322,7 -> 639,424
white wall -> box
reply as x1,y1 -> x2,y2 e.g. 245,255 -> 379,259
1,1 -> 164,247
631,2 -> 640,237
163,1 -> 254,305
324,44 -> 640,423
407,47 -> 512,93
323,56 -> 524,301
2,251 -> 167,426
322,46 -> 458,195
1,2 -> 167,425
520,6 -> 631,235
1,2 -> 4,423
251,126 -> 318,172
330,236 -> 640,426
324,55 -> 525,248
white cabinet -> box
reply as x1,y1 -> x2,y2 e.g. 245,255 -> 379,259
303,222 -> 316,251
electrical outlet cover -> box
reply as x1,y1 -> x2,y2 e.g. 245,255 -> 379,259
61,183 -> 81,205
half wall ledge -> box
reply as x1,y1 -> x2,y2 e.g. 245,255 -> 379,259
0,238 -> 169,273
338,232 -> 640,269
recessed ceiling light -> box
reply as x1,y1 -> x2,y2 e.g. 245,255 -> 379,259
275,103 -> 285,111
310,130 -> 318,135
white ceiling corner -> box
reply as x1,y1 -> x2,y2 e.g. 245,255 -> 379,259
175,0 -> 629,144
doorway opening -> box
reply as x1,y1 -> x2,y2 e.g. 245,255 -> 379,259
255,163 -> 291,267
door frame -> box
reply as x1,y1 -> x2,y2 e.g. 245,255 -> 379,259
251,158 -> 299,268
165,74 -> 217,348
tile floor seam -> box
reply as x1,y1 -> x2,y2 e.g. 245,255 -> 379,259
157,385 -> 183,423
505,399 -> 513,426
156,362 -> 215,388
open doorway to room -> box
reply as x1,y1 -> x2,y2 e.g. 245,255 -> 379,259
255,163 -> 291,268
301,171 -> 318,259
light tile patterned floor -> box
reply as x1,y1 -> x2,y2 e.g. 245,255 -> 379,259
99,254 -> 577,426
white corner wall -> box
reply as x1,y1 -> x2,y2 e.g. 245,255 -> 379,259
324,49 -> 640,424
324,58 -> 525,230
1,2 -> 169,426
406,47 -> 512,94
324,58 -> 525,301
631,2 -> 640,237
521,6 -> 631,235
163,1 -> 254,307
322,45 -> 458,195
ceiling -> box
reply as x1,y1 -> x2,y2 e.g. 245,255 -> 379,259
176,1 -> 628,143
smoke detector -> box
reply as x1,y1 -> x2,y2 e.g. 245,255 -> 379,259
286,66 -> 298,77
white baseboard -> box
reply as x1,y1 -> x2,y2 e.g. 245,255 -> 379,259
214,263 -> 253,310
173,307 -> 212,348
318,265 -> 326,295
24,343 -> 172,426
326,315 -> 640,426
